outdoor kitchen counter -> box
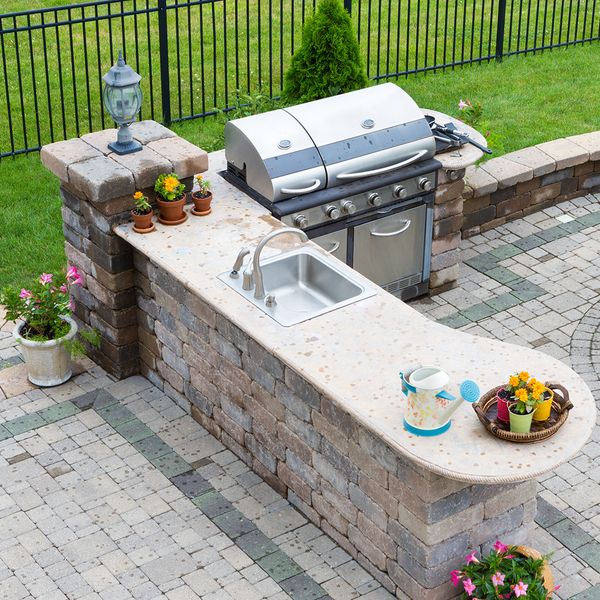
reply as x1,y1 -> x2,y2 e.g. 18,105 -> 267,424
115,150 -> 595,485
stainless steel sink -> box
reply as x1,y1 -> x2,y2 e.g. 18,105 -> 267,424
218,246 -> 377,327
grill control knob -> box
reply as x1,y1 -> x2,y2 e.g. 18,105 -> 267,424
393,185 -> 407,199
293,214 -> 308,229
418,177 -> 432,192
326,205 -> 341,220
341,200 -> 357,215
367,193 -> 382,207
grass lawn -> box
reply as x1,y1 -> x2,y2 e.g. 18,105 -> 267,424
1,43 -> 600,289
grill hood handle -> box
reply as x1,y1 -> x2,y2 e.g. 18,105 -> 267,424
336,150 -> 428,181
280,178 -> 322,195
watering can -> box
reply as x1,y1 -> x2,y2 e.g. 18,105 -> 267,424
400,366 -> 480,436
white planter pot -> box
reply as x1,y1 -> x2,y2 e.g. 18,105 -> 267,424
13,316 -> 78,387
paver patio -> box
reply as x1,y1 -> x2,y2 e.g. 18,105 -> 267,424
0,194 -> 599,600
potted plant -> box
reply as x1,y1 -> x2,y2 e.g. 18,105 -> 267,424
495,372 -> 526,423
154,173 -> 187,225
450,540 -> 558,599
0,267 -> 99,386
508,372 -> 546,433
190,174 -> 213,216
533,385 -> 554,422
131,191 -> 154,233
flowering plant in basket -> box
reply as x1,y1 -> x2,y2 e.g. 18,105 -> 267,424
450,541 -> 557,599
505,372 -> 546,415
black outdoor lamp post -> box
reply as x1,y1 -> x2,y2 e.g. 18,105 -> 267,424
102,51 -> 143,155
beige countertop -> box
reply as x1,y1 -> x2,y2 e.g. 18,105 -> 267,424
115,150 -> 595,484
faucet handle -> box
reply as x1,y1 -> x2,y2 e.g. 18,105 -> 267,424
242,267 -> 254,291
230,248 -> 250,279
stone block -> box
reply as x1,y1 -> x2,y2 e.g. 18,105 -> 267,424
314,453 -> 349,496
68,156 -> 135,203
431,232 -> 461,255
286,449 -> 319,489
540,166 -> 574,186
358,474 -> 398,519
321,520 -> 357,559
130,120 -> 177,144
480,157 -> 533,188
387,560 -> 461,600
496,193 -> 531,218
245,433 -> 277,472
312,492 -> 348,533
321,438 -> 358,482
431,248 -> 461,272
358,428 -> 397,473
430,264 -> 459,288
516,176 -> 541,194
147,136 -> 209,179
480,217 -> 506,232
568,131 -> 600,160
348,525 -> 387,570
276,381 -> 311,422
284,367 -> 320,409
216,313 -> 248,352
92,264 -> 135,292
242,356 -> 275,394
433,215 -> 462,238
285,412 -> 321,450
110,146 -> 173,189
277,422 -> 313,464
470,505 -> 525,546
279,463 -> 313,504
214,407 -> 245,445
503,146 -> 556,176
434,180 -> 465,204
94,304 -> 137,329
185,382 -> 213,417
464,164 -> 498,197
574,161 -> 594,176
581,172 -> 600,190
433,197 -> 463,220
157,360 -> 184,393
87,240 -> 133,274
209,329 -> 242,367
41,138 -> 102,181
348,483 -> 387,531
489,185 -> 516,205
312,412 -> 348,454
191,403 -> 220,437
155,320 -> 183,356
252,381 -> 285,421
461,205 -> 496,230
530,183 -> 561,205
248,339 -> 284,379
484,480 -> 537,518
348,441 -> 389,487
321,480 -> 358,524
162,346 -> 190,380
560,176 -> 578,196
537,138 -> 589,169
61,205 -> 90,237
81,128 -> 120,155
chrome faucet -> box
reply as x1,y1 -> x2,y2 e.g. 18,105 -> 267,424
250,227 -> 308,299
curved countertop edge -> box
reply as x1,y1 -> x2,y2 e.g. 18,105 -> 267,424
114,150 -> 596,484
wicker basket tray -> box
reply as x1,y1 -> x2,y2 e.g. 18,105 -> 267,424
473,382 -> 573,443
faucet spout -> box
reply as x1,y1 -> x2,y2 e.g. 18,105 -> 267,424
253,227 -> 308,299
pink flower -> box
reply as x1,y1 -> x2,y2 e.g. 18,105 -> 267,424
19,289 -> 32,299
505,554 -> 515,559
491,571 -> 505,587
66,266 -> 83,285
69,299 -> 75,311
60,284 -> 68,293
513,581 -> 528,597
39,273 -> 53,285
494,540 -> 508,553
463,578 -> 476,596
458,99 -> 468,110
450,570 -> 462,586
464,551 -> 479,565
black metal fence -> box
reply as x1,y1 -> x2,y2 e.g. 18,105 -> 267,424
1,0 -> 599,158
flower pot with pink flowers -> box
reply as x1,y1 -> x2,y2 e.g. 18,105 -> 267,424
0,267 -> 99,386
190,174 -> 213,216
450,540 -> 557,599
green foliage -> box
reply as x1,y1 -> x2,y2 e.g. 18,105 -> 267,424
154,173 -> 186,201
133,191 -> 152,214
223,89 -> 281,120
63,328 -> 101,359
282,0 -> 368,103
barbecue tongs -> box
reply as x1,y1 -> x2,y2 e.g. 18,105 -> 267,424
426,115 -> 493,155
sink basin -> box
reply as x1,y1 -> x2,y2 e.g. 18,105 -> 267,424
218,246 -> 377,326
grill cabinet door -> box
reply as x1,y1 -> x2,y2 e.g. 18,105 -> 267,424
311,230 -> 348,264
352,204 -> 426,288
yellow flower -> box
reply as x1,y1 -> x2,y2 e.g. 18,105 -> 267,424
163,176 -> 180,193
515,388 -> 528,402
509,375 -> 520,388
527,378 -> 538,389
519,371 -> 529,382
133,191 -> 143,200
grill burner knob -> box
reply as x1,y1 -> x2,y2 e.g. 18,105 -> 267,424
326,205 -> 341,220
293,214 -> 309,229
418,177 -> 432,192
393,185 -> 407,199
341,200 -> 357,215
367,193 -> 382,207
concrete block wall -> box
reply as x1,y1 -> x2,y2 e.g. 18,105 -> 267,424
462,133 -> 600,237
134,252 -> 537,600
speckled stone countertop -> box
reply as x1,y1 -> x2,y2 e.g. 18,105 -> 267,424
115,150 -> 595,484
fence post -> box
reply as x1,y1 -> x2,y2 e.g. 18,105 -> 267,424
344,0 -> 352,14
495,0 -> 507,61
158,0 -> 171,125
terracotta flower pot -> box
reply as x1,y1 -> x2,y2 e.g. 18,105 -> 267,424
515,546 -> 554,595
14,316 -> 78,386
533,387 -> 554,421
191,191 -> 212,216
131,209 -> 154,233
509,404 -> 534,433
157,195 -> 187,225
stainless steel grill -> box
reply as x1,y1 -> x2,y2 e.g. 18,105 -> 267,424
221,83 -> 442,300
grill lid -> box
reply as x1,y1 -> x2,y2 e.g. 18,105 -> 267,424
224,83 -> 436,202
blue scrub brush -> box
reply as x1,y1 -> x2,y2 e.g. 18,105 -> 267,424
460,380 -> 480,404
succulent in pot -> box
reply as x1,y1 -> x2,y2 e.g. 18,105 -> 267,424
450,540 -> 558,599
190,174 -> 213,216
131,191 -> 154,233
0,267 -> 100,386
154,173 -> 187,225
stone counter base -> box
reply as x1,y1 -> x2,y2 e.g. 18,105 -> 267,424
131,252 -> 537,599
